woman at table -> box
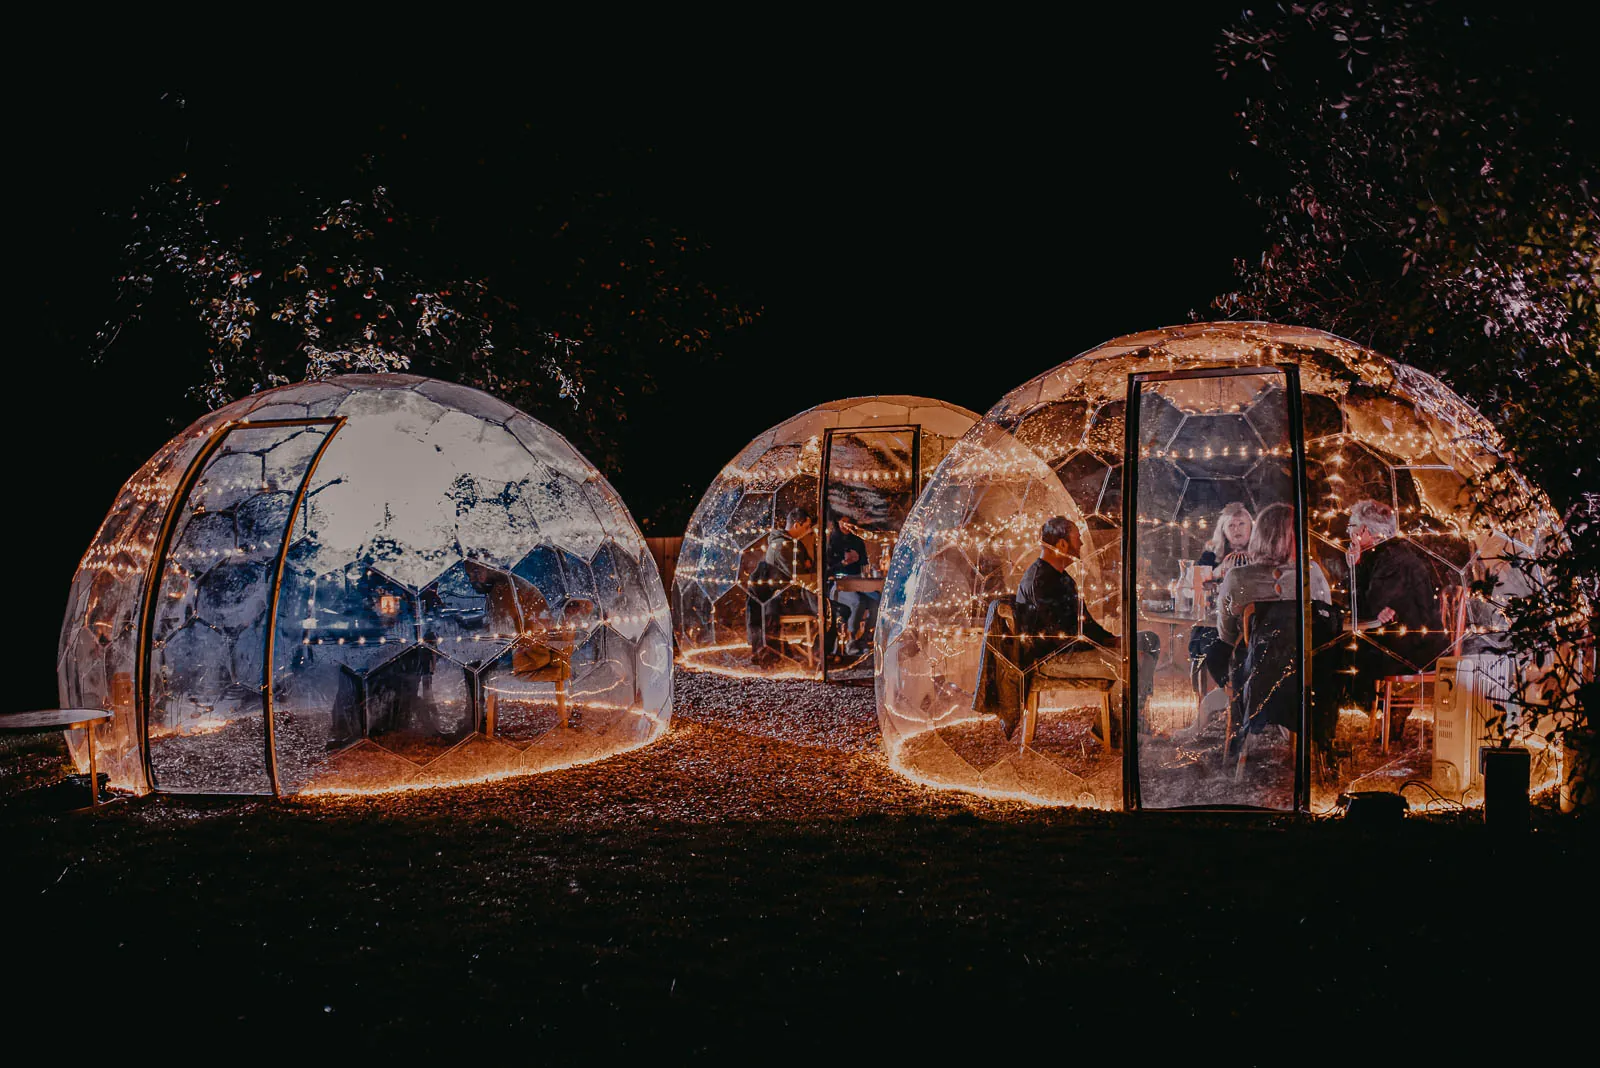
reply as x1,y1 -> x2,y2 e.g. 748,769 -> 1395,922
1199,502 -> 1254,580
1186,502 -> 1254,675
1203,503 -> 1333,678
1180,504 -> 1331,740
826,515 -> 879,656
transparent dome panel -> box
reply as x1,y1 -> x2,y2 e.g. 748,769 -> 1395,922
676,397 -> 979,679
62,374 -> 671,796
875,323 -> 1565,811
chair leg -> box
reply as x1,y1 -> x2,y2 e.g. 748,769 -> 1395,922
1100,691 -> 1113,750
556,674 -> 569,729
1381,681 -> 1393,755
1021,691 -> 1038,749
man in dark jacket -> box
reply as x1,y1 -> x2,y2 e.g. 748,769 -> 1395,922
1347,499 -> 1450,741
747,508 -> 816,666
1015,516 -> 1117,662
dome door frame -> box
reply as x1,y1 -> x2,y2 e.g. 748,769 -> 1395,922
134,417 -> 345,797
818,423 -> 922,681
1119,364 -> 1313,812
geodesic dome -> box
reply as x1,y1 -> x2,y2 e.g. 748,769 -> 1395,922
876,322 -> 1560,810
675,396 -> 979,679
58,373 -> 671,796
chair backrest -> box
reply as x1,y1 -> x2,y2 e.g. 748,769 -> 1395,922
984,594 -> 1018,638
1241,599 -> 1301,733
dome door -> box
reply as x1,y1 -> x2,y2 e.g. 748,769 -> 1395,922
1121,365 -> 1312,812
820,425 -> 920,680
138,418 -> 344,796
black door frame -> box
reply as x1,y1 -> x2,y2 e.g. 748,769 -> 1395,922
1119,364 -> 1312,812
818,424 -> 922,681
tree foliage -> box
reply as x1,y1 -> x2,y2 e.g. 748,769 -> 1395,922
96,113 -> 760,471
1214,1 -> 1598,738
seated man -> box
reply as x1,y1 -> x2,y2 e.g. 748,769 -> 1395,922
746,508 -> 817,667
1015,516 -> 1117,654
1345,498 -> 1450,743
1016,516 -> 1139,743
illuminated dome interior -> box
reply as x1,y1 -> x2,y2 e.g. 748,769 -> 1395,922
58,374 -> 671,796
875,323 -> 1559,810
675,396 -> 979,680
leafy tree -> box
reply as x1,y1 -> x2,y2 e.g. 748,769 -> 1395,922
1213,1 -> 1597,745
96,99 -> 760,472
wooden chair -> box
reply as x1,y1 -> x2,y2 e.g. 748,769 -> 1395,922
483,633 -> 574,737
1228,601 -> 1302,782
1370,584 -> 1470,752
985,600 -> 1117,750
778,614 -> 818,668
1225,603 -> 1254,779
1022,672 -> 1115,749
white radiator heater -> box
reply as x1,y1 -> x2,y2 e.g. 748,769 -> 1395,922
1432,655 -> 1515,800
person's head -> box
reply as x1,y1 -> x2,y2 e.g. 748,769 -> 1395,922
1247,503 -> 1297,567
1040,515 -> 1082,567
1206,502 -> 1254,557
1347,499 -> 1396,548
783,507 -> 814,540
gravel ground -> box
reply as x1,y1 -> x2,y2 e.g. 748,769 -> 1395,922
2,667 -> 1023,823
670,668 -> 882,753
299,667 -> 1022,824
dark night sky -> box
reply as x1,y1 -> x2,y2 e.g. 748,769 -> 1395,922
19,9 -> 1258,708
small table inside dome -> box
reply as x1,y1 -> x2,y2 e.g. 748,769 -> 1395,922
0,708 -> 114,805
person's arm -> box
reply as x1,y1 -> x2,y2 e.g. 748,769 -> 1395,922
1359,549 -> 1405,629
1063,571 -> 1114,645
1217,573 -> 1243,645
1081,608 -> 1117,647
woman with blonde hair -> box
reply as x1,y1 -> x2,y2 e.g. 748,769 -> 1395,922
1184,502 -> 1254,695
1205,503 -> 1331,668
1199,501 -> 1253,580
1179,503 -> 1335,744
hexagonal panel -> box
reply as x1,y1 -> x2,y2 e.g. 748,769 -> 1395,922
1243,457 -> 1295,512
1314,440 -> 1395,516
1133,392 -> 1186,453
569,626 -> 639,712
363,647 -> 474,762
1132,457 -> 1185,522
730,492 -> 776,547
510,544 -> 598,619
477,642 -> 568,745
420,560 -> 522,658
1082,400 -> 1125,454
1010,399 -> 1089,464
1301,392 -> 1343,440
527,469 -> 606,563
1169,413 -> 1262,478
673,581 -> 715,645
711,587 -> 751,645
1053,451 -> 1114,517
591,539 -> 651,641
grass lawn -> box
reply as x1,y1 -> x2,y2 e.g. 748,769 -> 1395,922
3,673 -> 1592,1056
